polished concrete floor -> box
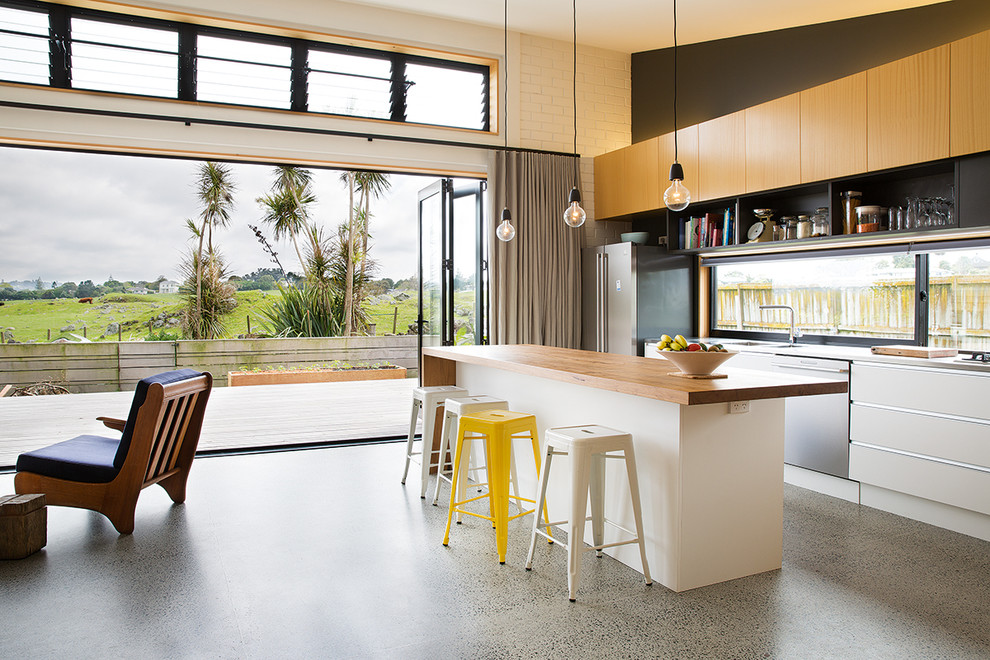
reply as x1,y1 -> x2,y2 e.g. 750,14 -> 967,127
1,442 -> 989,659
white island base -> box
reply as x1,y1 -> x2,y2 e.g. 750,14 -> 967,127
456,362 -> 786,593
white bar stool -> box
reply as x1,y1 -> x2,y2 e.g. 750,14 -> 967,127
525,424 -> 652,601
401,385 -> 468,498
432,395 -> 520,512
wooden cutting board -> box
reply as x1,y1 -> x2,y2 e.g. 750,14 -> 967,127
871,345 -> 958,358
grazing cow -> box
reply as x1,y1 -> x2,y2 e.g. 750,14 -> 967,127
78,297 -> 93,304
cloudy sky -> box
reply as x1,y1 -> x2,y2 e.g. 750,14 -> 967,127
0,145 -> 463,285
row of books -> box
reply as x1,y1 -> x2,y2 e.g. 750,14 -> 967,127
681,209 -> 735,249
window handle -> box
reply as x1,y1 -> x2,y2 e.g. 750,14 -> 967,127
919,290 -> 928,303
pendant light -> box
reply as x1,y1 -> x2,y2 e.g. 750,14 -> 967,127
496,0 -> 516,242
563,0 -> 586,228
663,0 -> 691,212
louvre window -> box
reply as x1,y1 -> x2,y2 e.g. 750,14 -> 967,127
196,35 -> 291,109
0,0 -> 491,131
307,49 -> 392,119
0,6 -> 49,85
405,62 -> 487,130
70,17 -> 178,97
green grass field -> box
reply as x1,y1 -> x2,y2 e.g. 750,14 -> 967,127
0,290 -> 426,343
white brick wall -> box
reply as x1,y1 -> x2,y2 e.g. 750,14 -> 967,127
517,34 -> 632,247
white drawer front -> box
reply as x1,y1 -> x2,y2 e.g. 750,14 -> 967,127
849,444 -> 990,516
851,363 -> 990,420
850,404 -> 990,470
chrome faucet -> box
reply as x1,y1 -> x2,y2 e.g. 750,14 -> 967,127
759,304 -> 802,345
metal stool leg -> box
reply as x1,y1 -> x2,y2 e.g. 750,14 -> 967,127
432,409 -> 456,505
526,443 -> 554,570
442,425 -> 470,547
489,429 -> 512,564
590,453 -> 606,558
419,401 -> 438,498
527,421 -> 553,538
623,443 -> 652,586
567,444 -> 592,602
400,398 -> 421,485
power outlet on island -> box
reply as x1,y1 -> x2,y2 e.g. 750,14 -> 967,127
729,401 -> 750,414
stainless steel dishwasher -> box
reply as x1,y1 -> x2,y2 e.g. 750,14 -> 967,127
770,354 -> 851,479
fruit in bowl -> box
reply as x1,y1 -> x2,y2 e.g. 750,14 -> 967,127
655,335 -> 735,376
655,334 -> 728,353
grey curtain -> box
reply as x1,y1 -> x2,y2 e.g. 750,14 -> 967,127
488,150 -> 582,348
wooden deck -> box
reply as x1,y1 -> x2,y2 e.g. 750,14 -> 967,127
0,379 -> 418,468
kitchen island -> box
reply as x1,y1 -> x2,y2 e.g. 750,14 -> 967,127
423,344 -> 847,592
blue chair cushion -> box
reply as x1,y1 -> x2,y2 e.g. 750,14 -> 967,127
16,435 -> 122,483
116,369 -> 204,470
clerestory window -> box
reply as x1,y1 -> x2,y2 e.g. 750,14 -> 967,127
0,0 -> 491,131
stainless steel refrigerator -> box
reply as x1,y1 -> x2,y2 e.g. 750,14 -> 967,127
582,243 -> 695,355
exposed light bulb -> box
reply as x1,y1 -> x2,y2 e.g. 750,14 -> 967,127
664,162 -> 691,212
563,186 -> 586,228
496,207 -> 516,242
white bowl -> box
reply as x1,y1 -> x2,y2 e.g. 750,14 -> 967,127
658,350 -> 736,376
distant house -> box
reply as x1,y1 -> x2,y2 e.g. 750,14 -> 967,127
159,280 -> 180,294
128,286 -> 150,295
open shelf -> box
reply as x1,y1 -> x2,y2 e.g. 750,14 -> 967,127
648,154 -> 988,256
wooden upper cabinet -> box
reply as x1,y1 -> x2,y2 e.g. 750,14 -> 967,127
593,148 -> 625,220
622,137 -> 661,214
951,30 -> 990,157
867,45 -> 949,171
801,72 -> 868,182
593,137 -> 660,219
745,94 -> 801,192
657,125 -> 699,206
698,110 -> 746,201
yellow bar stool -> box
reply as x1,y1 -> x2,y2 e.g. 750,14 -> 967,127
432,395 -> 520,512
525,424 -> 652,601
401,385 -> 468,498
442,409 -> 552,564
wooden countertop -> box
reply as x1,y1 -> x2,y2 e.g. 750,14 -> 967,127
422,344 -> 847,406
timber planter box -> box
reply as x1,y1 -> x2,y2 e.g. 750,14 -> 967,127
228,366 -> 407,387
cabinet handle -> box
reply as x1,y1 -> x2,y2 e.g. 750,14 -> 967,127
602,253 -> 609,353
771,363 -> 849,374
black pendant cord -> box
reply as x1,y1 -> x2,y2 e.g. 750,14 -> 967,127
573,0 -> 579,185
672,0 -> 678,165
503,0 -> 509,218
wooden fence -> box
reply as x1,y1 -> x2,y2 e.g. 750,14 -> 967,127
0,335 -> 419,393
716,276 -> 990,347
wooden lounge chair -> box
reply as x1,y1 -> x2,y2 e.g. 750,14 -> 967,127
14,369 -> 213,534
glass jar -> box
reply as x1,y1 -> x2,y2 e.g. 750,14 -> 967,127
796,214 -> 812,239
855,205 -> 882,232
811,206 -> 830,237
782,216 -> 797,240
841,191 -> 862,234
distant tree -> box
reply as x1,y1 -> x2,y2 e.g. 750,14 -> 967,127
392,275 -> 418,291
77,280 -> 97,298
190,161 -> 236,335
179,236 -> 237,340
352,171 -> 390,290
102,277 -> 125,293
244,268 -> 285,282
41,289 -> 56,299
257,166 -> 315,272
55,282 -> 77,298
34,277 -> 43,291
51,281 -> 57,289
892,255 -> 914,269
